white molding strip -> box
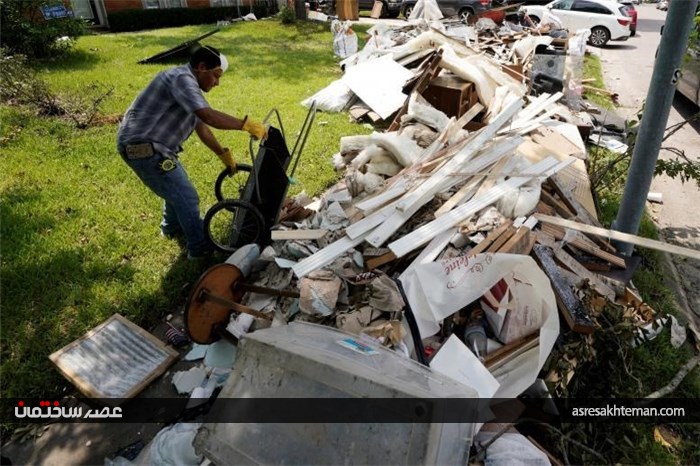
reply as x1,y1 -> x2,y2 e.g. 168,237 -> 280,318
292,233 -> 369,278
345,197 -> 403,239
389,157 -> 574,258
355,179 -> 408,213
398,227 -> 457,281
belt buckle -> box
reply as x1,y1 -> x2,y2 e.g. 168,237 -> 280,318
125,143 -> 154,159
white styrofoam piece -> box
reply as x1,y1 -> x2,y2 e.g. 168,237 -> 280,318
523,215 -> 539,230
341,55 -> 414,120
389,157 -> 573,258
292,233 -> 368,278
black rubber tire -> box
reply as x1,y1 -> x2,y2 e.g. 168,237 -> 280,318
203,199 -> 265,253
589,26 -> 611,47
214,163 -> 252,203
403,4 -> 414,18
528,15 -> 540,25
458,7 -> 474,22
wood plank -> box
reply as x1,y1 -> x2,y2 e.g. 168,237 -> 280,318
270,229 -> 328,241
539,222 -> 626,269
484,332 -> 539,368
366,251 -> 397,270
532,245 -> 597,334
535,214 -> 700,261
467,220 -> 513,257
487,226 -> 518,253
497,226 -> 532,255
540,190 -> 575,218
552,246 -> 617,300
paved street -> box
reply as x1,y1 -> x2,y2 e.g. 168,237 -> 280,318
594,3 -> 700,327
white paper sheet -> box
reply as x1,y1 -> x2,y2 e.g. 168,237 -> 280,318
341,55 -> 413,120
430,334 -> 500,398
400,253 -> 559,398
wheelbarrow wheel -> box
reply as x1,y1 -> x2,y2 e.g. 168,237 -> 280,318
214,164 -> 253,203
203,199 -> 265,253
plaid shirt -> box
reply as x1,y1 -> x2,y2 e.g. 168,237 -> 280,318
117,65 -> 210,156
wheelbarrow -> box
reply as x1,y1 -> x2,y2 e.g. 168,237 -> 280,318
204,103 -> 317,253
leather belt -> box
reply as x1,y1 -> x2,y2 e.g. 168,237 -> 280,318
124,143 -> 155,159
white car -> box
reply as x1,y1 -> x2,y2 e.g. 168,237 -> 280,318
521,0 -> 632,47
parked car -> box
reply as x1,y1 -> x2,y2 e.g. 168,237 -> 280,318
401,0 -> 491,21
619,0 -> 637,36
656,0 -> 668,11
678,47 -> 700,106
520,0 -> 632,47
358,0 -> 402,17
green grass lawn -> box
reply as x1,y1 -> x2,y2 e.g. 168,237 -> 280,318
0,18 -> 372,400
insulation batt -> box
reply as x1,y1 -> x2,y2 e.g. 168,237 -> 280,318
439,44 -> 495,107
497,180 -> 541,218
369,132 -> 423,168
399,123 -> 438,148
366,151 -> 403,176
356,171 -> 385,194
340,134 -> 372,159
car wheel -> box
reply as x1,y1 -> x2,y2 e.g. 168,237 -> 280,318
458,7 -> 474,23
589,26 -> 610,47
403,4 -> 414,18
527,15 -> 540,25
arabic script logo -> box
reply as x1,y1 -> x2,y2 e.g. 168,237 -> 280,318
14,400 -> 122,419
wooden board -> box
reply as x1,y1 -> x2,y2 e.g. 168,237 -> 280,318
532,245 -> 597,334
49,314 -> 178,402
466,221 -> 513,257
535,214 -> 700,261
498,226 -> 533,255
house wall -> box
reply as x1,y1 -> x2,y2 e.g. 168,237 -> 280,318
104,0 -> 143,12
103,1 -> 254,13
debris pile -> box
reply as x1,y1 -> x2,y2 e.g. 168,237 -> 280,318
223,18 -> 666,406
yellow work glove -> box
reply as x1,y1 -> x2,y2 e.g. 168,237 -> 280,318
216,148 -> 237,176
241,115 -> 268,141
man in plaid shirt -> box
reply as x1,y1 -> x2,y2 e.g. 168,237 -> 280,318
117,45 -> 266,259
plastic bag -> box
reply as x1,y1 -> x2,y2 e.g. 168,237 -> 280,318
331,19 -> 358,58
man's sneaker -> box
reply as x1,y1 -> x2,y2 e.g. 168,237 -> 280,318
186,248 -> 214,261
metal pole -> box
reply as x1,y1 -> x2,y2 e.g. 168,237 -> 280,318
612,0 -> 699,256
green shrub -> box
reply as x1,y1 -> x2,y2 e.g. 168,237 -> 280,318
107,3 -> 273,32
279,6 -> 297,24
0,0 -> 86,58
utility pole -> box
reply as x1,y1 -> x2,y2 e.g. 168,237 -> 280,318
612,0 -> 699,256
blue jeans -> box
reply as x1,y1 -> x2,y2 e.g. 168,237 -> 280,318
120,151 -> 211,256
